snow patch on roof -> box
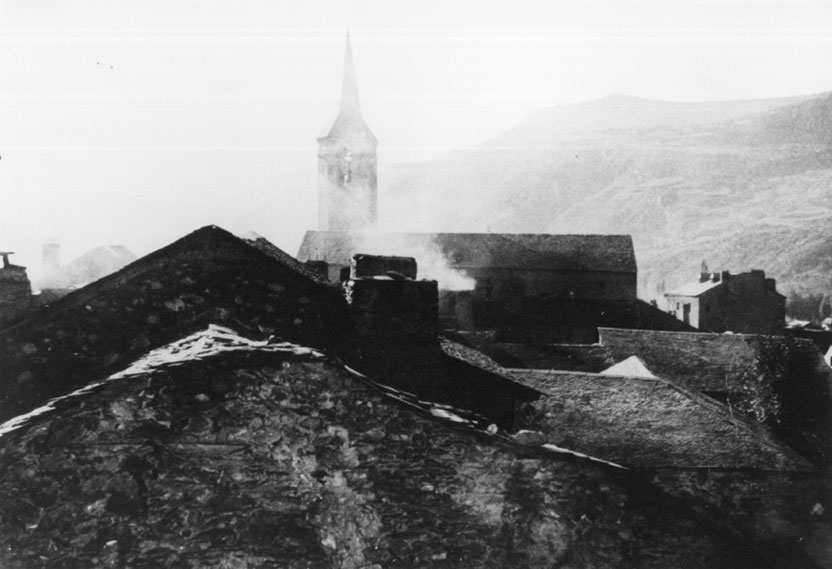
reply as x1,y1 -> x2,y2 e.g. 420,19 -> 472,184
665,279 -> 721,297
232,229 -> 266,241
111,324 -> 323,380
541,443 -> 627,470
600,356 -> 657,379
0,325 -> 324,439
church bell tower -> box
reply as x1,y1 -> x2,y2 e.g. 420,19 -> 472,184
317,32 -> 378,231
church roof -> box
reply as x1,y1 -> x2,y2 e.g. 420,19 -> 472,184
297,231 -> 637,274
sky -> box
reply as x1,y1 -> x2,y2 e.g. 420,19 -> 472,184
1,0 -> 831,283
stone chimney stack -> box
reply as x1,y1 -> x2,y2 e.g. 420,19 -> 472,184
345,254 -> 437,340
0,252 -> 32,326
42,240 -> 61,283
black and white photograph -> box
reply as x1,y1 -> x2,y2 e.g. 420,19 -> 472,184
1,1 -> 831,567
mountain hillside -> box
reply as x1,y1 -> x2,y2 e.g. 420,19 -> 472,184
381,92 -> 832,307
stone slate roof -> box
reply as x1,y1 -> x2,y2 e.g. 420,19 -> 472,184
297,230 -> 637,273
599,327 -> 799,393
0,326 -> 806,569
0,225 -> 346,423
598,327 -> 832,464
509,368 -> 815,472
436,335 -> 815,472
439,336 -> 530,385
601,328 -> 752,392
239,231 -> 331,285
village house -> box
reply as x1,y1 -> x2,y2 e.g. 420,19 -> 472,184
1,226 -> 830,568
0,322 -> 801,569
665,269 -> 786,335
2,33 -> 831,569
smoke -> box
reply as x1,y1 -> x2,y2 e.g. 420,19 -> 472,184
349,232 -> 476,291
411,242 -> 476,291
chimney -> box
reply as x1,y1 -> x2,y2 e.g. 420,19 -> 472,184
304,260 -> 329,280
345,254 -> 438,340
0,252 -> 32,325
42,240 -> 61,277
350,254 -> 417,280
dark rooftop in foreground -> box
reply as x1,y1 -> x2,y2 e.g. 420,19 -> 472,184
0,325 -> 813,569
0,225 -> 830,568
0,225 -> 345,422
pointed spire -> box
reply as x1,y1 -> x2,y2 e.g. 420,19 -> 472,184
339,30 -> 362,117
322,31 -> 376,143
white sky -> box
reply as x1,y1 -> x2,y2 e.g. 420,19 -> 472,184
1,0 -> 831,281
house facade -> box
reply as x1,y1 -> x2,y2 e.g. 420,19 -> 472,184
665,270 -> 785,335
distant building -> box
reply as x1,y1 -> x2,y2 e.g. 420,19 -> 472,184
317,32 -> 377,231
0,252 -> 32,326
665,270 -> 785,335
305,37 -> 689,342
41,240 -> 60,281
40,245 -> 136,291
298,230 -> 694,341
298,230 -> 638,301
